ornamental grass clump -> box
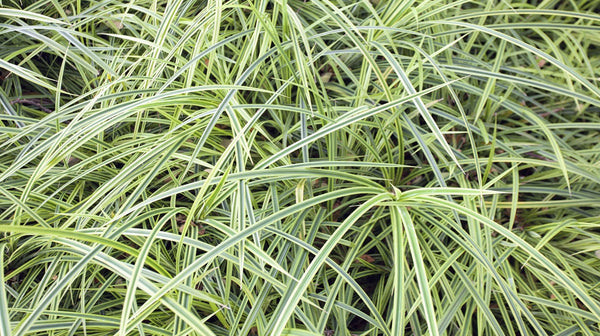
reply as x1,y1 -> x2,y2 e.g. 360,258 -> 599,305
1,0 -> 600,335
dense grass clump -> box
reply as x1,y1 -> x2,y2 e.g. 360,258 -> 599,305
1,0 -> 600,335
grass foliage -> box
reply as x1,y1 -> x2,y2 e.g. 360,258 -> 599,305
1,0 -> 600,335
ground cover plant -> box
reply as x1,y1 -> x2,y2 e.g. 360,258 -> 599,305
1,0 -> 600,335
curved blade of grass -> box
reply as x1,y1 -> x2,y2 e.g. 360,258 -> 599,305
266,193 -> 392,335
0,243 -> 11,336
